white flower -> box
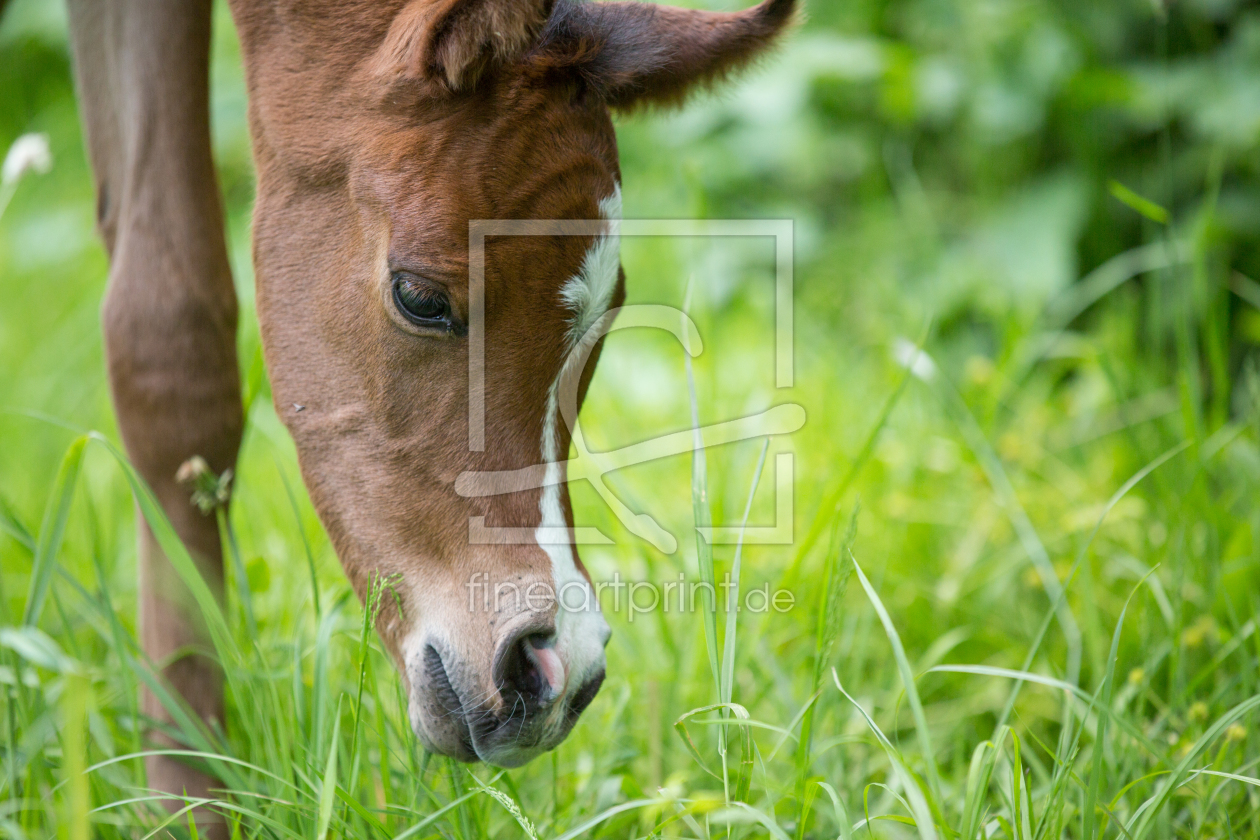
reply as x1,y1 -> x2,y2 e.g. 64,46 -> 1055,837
2,133 -> 53,185
893,336 -> 937,381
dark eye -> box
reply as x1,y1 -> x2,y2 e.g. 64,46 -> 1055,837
392,272 -> 455,331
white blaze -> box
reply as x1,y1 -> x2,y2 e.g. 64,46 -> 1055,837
560,186 -> 622,344
535,185 -> 621,688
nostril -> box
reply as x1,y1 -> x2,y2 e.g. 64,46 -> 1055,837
566,668 -> 605,720
498,633 -> 565,705
525,636 -> 566,694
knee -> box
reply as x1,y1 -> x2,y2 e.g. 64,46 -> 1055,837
100,265 -> 243,485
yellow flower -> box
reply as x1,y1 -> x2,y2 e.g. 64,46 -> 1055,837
998,431 -> 1024,462
1181,615 -> 1217,648
1225,724 -> 1246,742
1188,701 -> 1208,722
965,355 -> 994,386
1127,668 -> 1144,685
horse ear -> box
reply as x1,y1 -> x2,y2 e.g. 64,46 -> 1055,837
544,0 -> 799,110
373,0 -> 556,91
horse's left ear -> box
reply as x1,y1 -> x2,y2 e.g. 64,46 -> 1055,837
542,0 -> 799,110
373,0 -> 556,92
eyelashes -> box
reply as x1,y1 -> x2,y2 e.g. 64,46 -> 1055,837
392,271 -> 466,336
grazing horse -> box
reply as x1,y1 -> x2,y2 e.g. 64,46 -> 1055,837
66,0 -> 795,822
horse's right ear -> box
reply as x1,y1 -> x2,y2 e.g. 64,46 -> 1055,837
540,0 -> 799,110
372,0 -> 555,92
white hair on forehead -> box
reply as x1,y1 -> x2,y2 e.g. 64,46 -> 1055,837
558,184 -> 621,346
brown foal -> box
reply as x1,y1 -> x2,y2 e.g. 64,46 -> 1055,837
66,0 -> 795,826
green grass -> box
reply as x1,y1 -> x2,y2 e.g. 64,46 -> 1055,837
4,0 -> 1260,837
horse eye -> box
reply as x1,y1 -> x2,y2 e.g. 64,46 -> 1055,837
392,272 -> 451,328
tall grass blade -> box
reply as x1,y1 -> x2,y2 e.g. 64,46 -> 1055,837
929,662 -> 1162,756
766,689 -> 818,761
1012,731 -> 1031,840
814,508 -> 858,690
718,439 -> 769,802
673,702 -> 751,782
551,798 -> 666,840
789,365 -> 911,576
87,433 -> 238,663
469,773 -> 540,840
795,505 -> 857,838
333,784 -> 387,836
788,319 -> 930,585
852,553 -> 942,804
1185,768 -> 1260,789
1083,574 -> 1150,840
311,595 -> 345,763
127,796 -> 301,840
139,797 -> 218,840
0,490 -> 35,554
316,703 -> 341,840
713,802 -> 792,840
59,671 -> 89,840
0,626 -> 75,673
82,750 -> 301,796
1043,241 -> 1183,330
960,736 -> 1001,840
1108,180 -> 1169,224
832,670 -> 939,840
391,787 -> 484,840
218,508 -> 256,638
816,781 -> 854,840
278,461 -> 321,619
23,436 -> 85,627
682,288 -> 722,754
721,439 -> 769,709
292,635 -> 307,740
349,575 -> 382,781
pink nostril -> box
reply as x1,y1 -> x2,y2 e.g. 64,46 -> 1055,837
494,626 -> 569,707
525,637 -> 566,697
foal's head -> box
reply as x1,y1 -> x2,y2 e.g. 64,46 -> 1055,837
243,0 -> 795,766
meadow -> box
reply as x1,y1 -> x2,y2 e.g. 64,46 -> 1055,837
2,0 -> 1260,838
